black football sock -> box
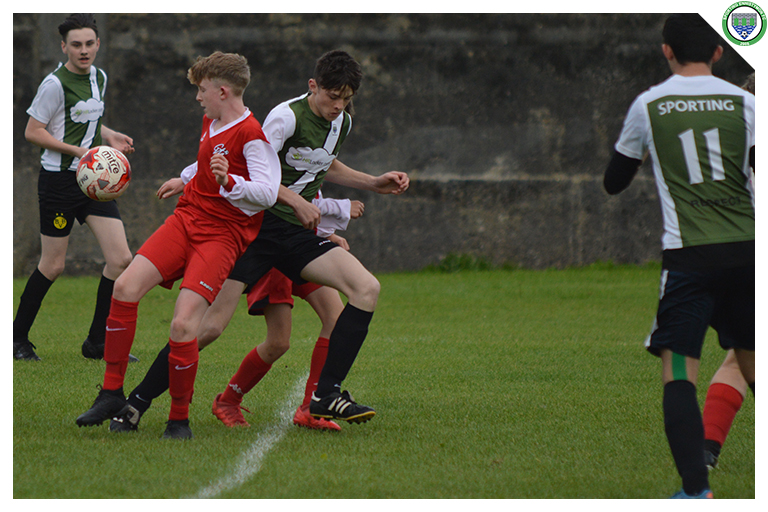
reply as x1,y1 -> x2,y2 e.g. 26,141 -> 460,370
13,268 -> 54,341
127,343 -> 171,414
703,439 -> 721,458
87,275 -> 115,345
315,304 -> 373,397
663,380 -> 709,495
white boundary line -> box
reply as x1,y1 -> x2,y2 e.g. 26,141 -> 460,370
189,375 -> 306,499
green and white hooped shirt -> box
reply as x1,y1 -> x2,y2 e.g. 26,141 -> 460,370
615,74 -> 755,250
261,93 -> 352,226
26,63 -> 107,172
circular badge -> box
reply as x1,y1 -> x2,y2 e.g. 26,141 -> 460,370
723,2 -> 767,45
53,213 -> 67,230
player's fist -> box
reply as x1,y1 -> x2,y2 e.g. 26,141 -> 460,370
350,200 -> 365,218
211,153 -> 229,187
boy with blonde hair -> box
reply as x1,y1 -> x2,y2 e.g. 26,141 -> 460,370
76,51 -> 281,439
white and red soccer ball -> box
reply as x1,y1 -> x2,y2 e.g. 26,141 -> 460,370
76,146 -> 131,201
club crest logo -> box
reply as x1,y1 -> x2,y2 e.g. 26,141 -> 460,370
53,213 -> 67,230
723,2 -> 766,45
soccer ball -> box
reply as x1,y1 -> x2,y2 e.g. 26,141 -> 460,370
76,146 -> 132,201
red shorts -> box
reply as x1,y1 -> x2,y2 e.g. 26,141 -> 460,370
138,206 -> 261,304
245,267 -> 322,316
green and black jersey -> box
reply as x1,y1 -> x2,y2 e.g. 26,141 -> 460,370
26,63 -> 107,172
261,93 -> 352,226
615,74 -> 755,251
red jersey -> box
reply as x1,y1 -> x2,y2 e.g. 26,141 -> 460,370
177,111 -> 270,238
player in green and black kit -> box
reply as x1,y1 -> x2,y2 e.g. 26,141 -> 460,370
604,14 -> 754,499
14,14 -> 136,362
218,51 -> 408,424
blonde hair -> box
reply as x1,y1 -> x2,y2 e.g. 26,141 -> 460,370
187,51 -> 250,96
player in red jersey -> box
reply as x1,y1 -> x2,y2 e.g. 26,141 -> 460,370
75,51 -> 281,439
108,193 -> 362,433
211,194 -> 364,430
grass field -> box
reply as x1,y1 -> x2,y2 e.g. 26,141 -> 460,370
12,264 -> 755,499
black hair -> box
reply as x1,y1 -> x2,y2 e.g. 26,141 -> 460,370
58,14 -> 98,41
662,14 -> 721,65
313,50 -> 363,94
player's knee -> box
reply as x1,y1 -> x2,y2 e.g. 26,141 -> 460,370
112,273 -> 144,303
197,320 -> 225,346
169,315 -> 198,342
113,251 -> 133,274
39,262 -> 65,281
38,254 -> 66,281
354,274 -> 380,310
265,337 -> 290,360
103,253 -> 132,280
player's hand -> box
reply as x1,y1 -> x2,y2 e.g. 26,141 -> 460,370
112,134 -> 135,155
211,153 -> 229,187
292,198 -> 322,230
102,127 -> 135,155
350,200 -> 365,219
329,233 -> 350,251
157,177 -> 185,199
372,171 -> 409,195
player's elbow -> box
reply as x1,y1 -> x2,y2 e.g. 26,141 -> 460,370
24,124 -> 38,145
266,185 -> 279,209
603,176 -> 623,195
603,152 -> 641,195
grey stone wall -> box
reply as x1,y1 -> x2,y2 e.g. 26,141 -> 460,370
12,13 -> 753,276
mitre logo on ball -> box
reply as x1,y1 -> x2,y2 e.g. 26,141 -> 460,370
76,146 -> 132,201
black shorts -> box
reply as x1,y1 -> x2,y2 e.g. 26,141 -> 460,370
37,168 -> 121,237
645,265 -> 755,358
229,210 -> 338,289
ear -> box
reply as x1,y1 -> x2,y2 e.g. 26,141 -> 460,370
661,43 -> 675,62
710,45 -> 724,65
61,40 -> 67,54
218,83 -> 230,100
308,78 -> 318,95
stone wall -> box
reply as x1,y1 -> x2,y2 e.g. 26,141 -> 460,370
12,13 -> 753,276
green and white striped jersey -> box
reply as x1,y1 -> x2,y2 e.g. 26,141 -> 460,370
261,93 -> 352,225
26,63 -> 107,172
616,74 -> 755,250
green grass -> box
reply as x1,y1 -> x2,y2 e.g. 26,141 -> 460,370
13,265 -> 755,498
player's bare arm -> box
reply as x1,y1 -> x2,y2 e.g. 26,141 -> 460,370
326,159 -> 409,194
24,116 -> 89,159
277,184 -> 322,230
101,125 -> 135,155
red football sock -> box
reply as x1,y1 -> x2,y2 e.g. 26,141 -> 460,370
103,298 -> 138,390
302,337 -> 330,407
221,347 -> 272,405
168,339 -> 199,421
702,382 -> 744,447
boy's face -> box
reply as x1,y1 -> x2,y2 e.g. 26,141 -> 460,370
61,28 -> 99,74
196,78 -> 225,120
308,79 -> 354,122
